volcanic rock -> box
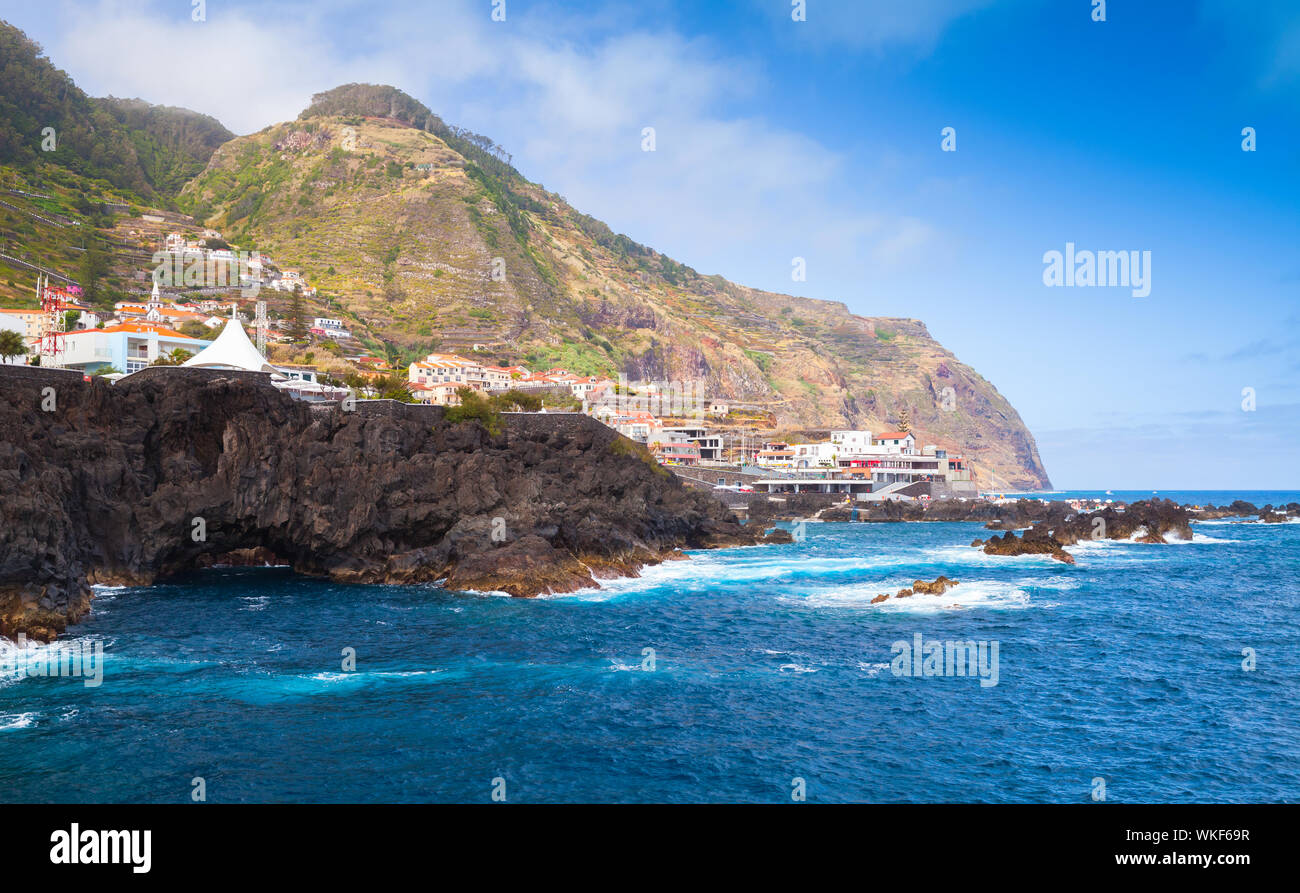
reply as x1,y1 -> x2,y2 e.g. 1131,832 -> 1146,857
0,369 -> 765,640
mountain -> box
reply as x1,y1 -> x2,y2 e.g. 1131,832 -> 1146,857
180,84 -> 1050,488
0,17 -> 1050,488
0,21 -> 232,201
0,20 -> 234,312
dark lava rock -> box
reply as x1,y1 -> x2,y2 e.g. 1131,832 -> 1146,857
0,370 -> 763,640
975,499 -> 1194,564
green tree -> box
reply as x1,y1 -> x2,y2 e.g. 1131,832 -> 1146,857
490,389 -> 541,412
150,348 -> 194,366
371,372 -> 416,402
444,387 -> 503,435
286,287 -> 308,340
0,329 -> 29,364
78,246 -> 110,307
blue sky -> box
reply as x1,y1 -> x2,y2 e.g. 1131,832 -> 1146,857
4,0 -> 1297,488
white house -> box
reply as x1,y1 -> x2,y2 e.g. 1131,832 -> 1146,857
873,431 -> 917,453
830,430 -> 874,454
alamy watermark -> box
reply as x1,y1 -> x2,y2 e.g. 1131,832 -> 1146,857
151,249 -> 262,297
1,633 -> 104,687
1042,242 -> 1150,297
591,374 -> 706,419
890,633 -> 999,687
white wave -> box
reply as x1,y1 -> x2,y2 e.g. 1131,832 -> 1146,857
1195,516 -> 1297,526
1020,574 -> 1081,591
858,661 -> 890,676
0,712 -> 37,730
923,544 -> 1064,566
539,557 -> 710,601
1118,527 -> 1238,545
780,579 -> 1034,613
0,636 -> 106,687
301,669 -> 442,687
778,663 -> 819,673
1181,532 -> 1240,544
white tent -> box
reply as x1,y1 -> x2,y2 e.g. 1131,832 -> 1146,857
182,318 -> 280,375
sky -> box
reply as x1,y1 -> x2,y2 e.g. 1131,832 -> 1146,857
2,0 -> 1297,489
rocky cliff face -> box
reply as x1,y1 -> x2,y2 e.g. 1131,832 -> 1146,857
176,87 -> 1052,490
0,368 -> 762,641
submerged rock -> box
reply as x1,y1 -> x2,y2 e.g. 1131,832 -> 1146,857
871,576 -> 961,604
911,575 -> 960,595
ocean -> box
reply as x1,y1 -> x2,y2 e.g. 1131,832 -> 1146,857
2,490 -> 1298,803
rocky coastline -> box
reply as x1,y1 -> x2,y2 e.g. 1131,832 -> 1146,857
0,369 -> 781,641
743,490 -> 1292,564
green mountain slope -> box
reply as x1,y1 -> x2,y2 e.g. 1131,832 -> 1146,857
181,84 -> 1050,488
0,20 -> 234,309
0,21 -> 232,202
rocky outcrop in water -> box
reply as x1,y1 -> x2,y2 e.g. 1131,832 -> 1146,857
972,499 -> 1195,562
871,575 -> 960,604
979,530 -> 1076,564
0,369 -> 764,640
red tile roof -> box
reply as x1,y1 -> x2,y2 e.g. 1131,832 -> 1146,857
66,322 -> 201,339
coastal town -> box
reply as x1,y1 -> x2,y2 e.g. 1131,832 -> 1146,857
0,229 -> 978,505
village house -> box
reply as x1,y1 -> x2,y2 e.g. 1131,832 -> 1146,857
409,353 -> 491,390
409,381 -> 466,406
662,425 -> 724,463
275,363 -> 321,383
60,322 -> 212,374
874,431 -> 917,452
756,442 -> 796,469
649,439 -> 701,466
0,308 -> 45,340
311,317 -> 351,338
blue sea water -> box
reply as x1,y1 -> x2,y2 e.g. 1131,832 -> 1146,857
2,490 -> 1298,803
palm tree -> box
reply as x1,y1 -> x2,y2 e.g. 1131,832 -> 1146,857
0,329 -> 29,365
150,348 -> 194,366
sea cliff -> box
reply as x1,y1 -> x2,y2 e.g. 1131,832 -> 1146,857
0,368 -> 768,641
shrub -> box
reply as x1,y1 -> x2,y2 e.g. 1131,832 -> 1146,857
490,389 -> 541,412
443,387 -> 502,435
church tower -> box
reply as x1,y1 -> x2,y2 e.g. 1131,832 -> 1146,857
146,279 -> 163,323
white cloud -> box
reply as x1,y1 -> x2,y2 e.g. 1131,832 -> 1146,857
31,0 -> 947,291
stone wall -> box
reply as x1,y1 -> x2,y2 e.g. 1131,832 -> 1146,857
0,365 -> 90,389
0,365 -> 605,440
121,366 -> 276,388
502,411 -> 602,438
